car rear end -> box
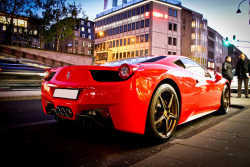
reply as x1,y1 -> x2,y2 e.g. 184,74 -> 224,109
41,63 -> 155,134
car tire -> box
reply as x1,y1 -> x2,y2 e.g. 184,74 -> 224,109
147,84 -> 180,142
218,84 -> 230,114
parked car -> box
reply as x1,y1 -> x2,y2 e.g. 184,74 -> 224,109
231,69 -> 250,93
41,55 -> 230,142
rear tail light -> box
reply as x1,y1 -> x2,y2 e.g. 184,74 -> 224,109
44,69 -> 50,79
44,69 -> 56,81
118,64 -> 138,80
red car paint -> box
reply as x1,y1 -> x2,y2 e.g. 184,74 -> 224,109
41,56 -> 229,134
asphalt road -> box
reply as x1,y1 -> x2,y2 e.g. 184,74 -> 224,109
0,99 -> 243,167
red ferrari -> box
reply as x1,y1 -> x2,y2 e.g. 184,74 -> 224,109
41,55 -> 230,141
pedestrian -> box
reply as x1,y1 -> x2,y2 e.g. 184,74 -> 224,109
236,54 -> 250,98
222,56 -> 233,85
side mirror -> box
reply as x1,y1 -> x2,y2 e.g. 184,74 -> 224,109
215,73 -> 223,82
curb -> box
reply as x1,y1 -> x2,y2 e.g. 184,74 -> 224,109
0,96 -> 41,101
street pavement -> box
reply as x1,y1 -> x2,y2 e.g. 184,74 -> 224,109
131,94 -> 250,167
0,89 -> 249,167
0,87 -> 41,101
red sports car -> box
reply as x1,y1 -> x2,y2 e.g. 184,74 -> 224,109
41,55 -> 230,141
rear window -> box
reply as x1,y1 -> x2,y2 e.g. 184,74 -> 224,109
101,56 -> 166,67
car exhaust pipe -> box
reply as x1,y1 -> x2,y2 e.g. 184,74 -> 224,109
55,106 -> 73,118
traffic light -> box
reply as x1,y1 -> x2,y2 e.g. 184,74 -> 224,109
233,35 -> 236,41
225,37 -> 229,46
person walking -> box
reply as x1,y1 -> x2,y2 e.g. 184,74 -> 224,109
236,54 -> 250,98
222,56 -> 233,85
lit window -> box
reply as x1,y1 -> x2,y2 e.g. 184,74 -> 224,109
13,19 -> 17,26
88,35 -> 91,39
88,43 -> 92,48
192,21 -> 196,28
82,41 -> 85,46
191,45 -> 195,52
197,45 -> 201,52
0,16 -> 6,23
34,30 -> 37,35
14,27 -> 17,32
82,27 -> 85,31
192,33 -> 195,40
88,29 -> 91,33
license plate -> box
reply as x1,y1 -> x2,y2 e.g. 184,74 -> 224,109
53,88 -> 79,100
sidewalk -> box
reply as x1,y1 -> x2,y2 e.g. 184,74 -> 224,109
131,94 -> 250,167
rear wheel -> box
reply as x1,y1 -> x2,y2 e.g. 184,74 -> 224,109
147,84 -> 180,142
218,84 -> 230,114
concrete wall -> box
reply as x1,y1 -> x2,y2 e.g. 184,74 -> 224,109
0,45 -> 92,67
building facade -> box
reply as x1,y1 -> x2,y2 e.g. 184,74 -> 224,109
0,13 -> 40,48
207,26 -> 225,73
94,0 -> 182,64
181,7 -> 208,68
45,18 -> 94,56
58,19 -> 94,56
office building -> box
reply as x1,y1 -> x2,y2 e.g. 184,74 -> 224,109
0,12 -> 40,48
59,19 -> 94,56
94,0 -> 182,64
45,18 -> 95,56
181,7 -> 208,68
207,26 -> 225,72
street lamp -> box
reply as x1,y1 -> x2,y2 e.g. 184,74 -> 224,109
236,0 -> 248,13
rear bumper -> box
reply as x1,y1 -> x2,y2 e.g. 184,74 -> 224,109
41,75 -> 156,134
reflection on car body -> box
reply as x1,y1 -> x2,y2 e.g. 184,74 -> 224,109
41,55 -> 230,142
